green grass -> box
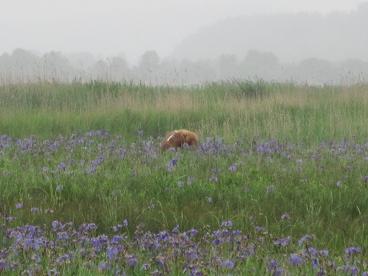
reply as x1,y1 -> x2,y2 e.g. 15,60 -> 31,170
1,81 -> 368,143
0,81 -> 367,274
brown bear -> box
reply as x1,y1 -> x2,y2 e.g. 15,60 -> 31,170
160,129 -> 199,151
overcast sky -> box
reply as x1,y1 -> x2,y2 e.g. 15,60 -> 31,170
0,0 -> 364,63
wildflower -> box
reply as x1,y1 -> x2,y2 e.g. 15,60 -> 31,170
273,267 -> 284,276
98,262 -> 110,272
91,155 -> 105,167
256,140 -> 284,155
319,249 -> 329,257
345,246 -> 361,256
31,207 -> 40,214
221,220 -> 233,228
222,259 -> 235,270
31,253 -> 41,263
15,202 -> 23,209
228,163 -> 237,172
336,180 -> 342,188
57,162 -> 66,171
119,147 -> 127,159
186,249 -> 199,261
111,235 -> 123,244
112,224 -> 123,232
312,258 -> 319,269
273,236 -> 291,247
158,231 -> 169,241
126,254 -> 138,268
166,158 -> 178,172
56,231 -> 69,241
307,247 -> 318,257
172,224 -> 180,233
281,213 -> 290,220
91,238 -> 103,252
52,220 -> 62,232
86,155 -> 105,174
155,256 -> 165,267
122,219 -> 128,227
5,216 -> 16,222
298,234 -> 313,246
267,259 -> 278,271
107,246 -> 120,260
190,268 -> 203,276
255,226 -> 266,232
141,263 -> 150,271
55,254 -> 71,265
79,223 -> 97,233
187,228 -> 198,238
267,259 -> 283,276
86,166 -> 97,174
0,259 -> 8,270
212,238 -> 221,246
232,229 -> 241,236
340,265 -> 359,276
289,254 -> 304,266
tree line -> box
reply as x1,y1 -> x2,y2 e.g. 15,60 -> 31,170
0,48 -> 367,85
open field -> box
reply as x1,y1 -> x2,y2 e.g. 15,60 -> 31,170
0,81 -> 368,274
1,81 -> 368,143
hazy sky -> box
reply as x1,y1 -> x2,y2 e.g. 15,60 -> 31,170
0,0 -> 364,63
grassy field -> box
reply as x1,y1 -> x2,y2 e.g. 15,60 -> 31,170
0,81 -> 367,275
1,81 -> 368,143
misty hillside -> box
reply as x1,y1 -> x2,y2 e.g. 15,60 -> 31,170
172,3 -> 368,62
2,3 -> 368,86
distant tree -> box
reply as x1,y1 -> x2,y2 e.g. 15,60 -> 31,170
42,51 -> 73,82
217,54 -> 239,80
0,53 -> 12,83
138,50 -> 160,84
240,50 -> 280,80
108,56 -> 130,82
139,50 -> 160,72
11,49 -> 41,82
91,60 -> 109,81
296,58 -> 337,85
66,52 -> 96,70
179,59 -> 216,84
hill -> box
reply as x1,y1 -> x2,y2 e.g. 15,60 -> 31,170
171,3 -> 368,62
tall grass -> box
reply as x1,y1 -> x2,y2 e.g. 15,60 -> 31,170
1,81 -> 368,143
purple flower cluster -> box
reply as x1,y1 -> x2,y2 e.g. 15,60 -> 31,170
0,216 -> 366,275
199,137 -> 233,155
256,139 -> 287,155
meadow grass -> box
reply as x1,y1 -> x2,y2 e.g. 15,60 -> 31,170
1,81 -> 368,143
0,81 -> 368,274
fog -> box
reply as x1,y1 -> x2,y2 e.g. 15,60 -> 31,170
1,0 -> 367,85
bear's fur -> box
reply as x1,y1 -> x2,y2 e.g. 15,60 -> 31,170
160,129 -> 199,151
